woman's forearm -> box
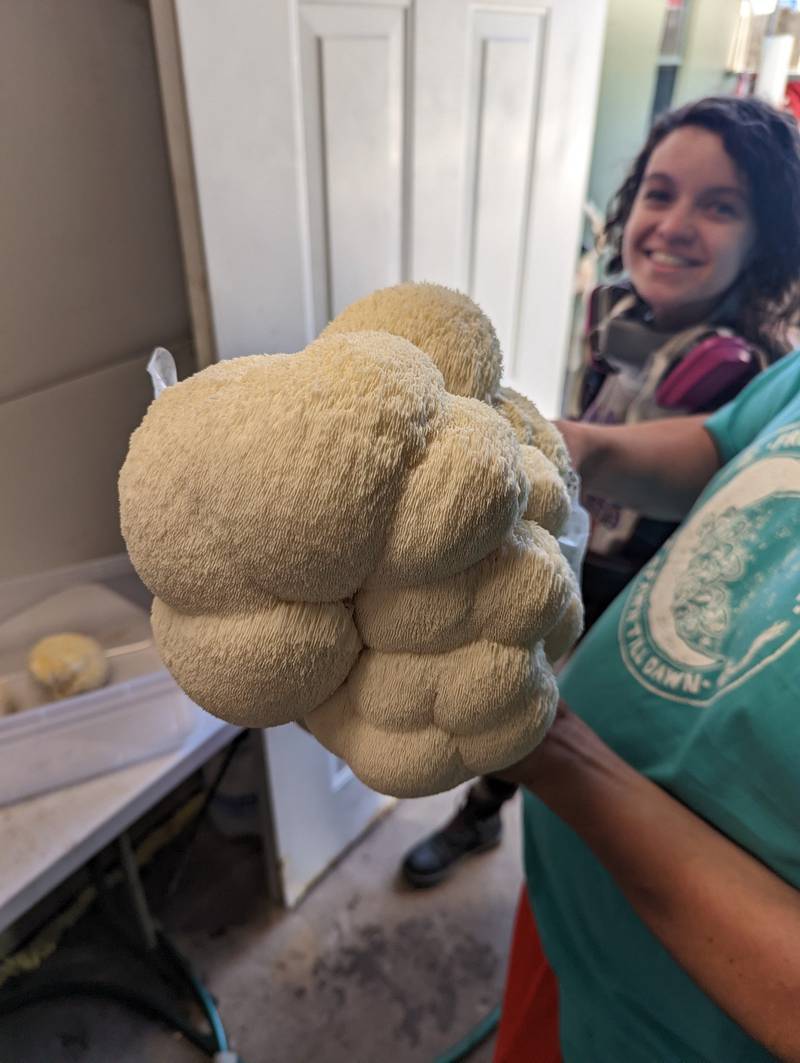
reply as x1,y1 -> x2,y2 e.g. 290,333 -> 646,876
555,416 -> 720,520
502,707 -> 800,1062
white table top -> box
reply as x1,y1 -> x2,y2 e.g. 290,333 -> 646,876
0,705 -> 238,933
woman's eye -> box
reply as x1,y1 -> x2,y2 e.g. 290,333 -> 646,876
643,188 -> 670,204
707,200 -> 738,219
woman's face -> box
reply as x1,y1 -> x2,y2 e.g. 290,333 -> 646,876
622,126 -> 756,329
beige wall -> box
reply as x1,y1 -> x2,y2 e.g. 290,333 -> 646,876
0,0 -> 192,580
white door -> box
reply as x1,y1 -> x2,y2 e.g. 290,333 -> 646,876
151,0 -> 606,904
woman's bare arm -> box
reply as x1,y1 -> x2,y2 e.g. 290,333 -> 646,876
499,704 -> 800,1062
555,415 -> 721,520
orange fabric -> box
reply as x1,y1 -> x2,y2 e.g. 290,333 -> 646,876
494,887 -> 562,1063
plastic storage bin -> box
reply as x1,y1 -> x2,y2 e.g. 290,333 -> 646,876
0,582 -> 196,805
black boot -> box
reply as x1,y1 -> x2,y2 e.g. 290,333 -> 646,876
401,787 -> 506,888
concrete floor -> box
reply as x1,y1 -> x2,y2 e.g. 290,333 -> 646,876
0,785 -> 523,1063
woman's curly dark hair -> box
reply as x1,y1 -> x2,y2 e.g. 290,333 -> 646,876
604,96 -> 800,357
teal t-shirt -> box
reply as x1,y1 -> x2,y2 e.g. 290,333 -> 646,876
524,349 -> 800,1062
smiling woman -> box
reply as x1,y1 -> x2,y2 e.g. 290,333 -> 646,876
563,95 -> 800,626
604,95 -> 800,359
622,125 -> 756,330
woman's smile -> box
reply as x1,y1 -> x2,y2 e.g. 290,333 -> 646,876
641,248 -> 704,270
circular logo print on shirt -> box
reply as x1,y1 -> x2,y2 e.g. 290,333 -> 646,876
619,427 -> 800,706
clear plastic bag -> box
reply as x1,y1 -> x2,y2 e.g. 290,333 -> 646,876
557,493 -> 590,583
146,346 -> 178,398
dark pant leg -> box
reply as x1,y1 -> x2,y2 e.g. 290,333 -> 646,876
472,775 -> 518,814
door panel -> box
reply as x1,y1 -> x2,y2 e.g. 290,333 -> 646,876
463,9 -> 546,370
259,725 -> 388,907
297,2 -> 410,327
